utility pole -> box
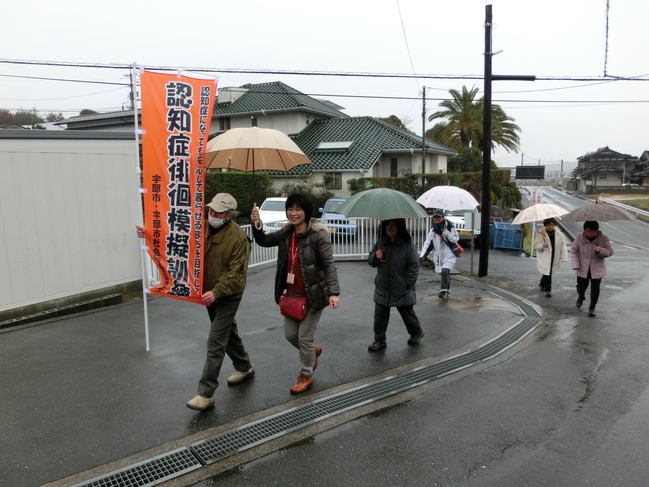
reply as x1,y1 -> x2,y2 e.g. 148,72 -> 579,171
421,86 -> 427,186
478,4 -> 535,277
478,5 -> 494,277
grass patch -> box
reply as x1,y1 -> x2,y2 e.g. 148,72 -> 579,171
622,199 -> 649,211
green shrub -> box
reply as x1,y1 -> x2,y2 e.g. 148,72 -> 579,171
205,171 -> 274,216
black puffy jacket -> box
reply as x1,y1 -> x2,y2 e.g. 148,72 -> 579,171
253,221 -> 340,311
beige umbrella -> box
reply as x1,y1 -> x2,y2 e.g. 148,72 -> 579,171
205,127 -> 312,229
205,127 -> 311,172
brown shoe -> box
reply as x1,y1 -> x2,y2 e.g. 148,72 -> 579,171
367,340 -> 387,352
290,374 -> 313,394
313,346 -> 322,371
407,331 -> 425,345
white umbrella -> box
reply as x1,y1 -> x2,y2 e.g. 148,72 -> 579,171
416,185 -> 479,211
511,203 -> 568,225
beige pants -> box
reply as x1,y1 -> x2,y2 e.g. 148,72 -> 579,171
283,308 -> 323,377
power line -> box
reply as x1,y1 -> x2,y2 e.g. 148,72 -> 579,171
0,73 -> 128,86
2,58 -> 649,82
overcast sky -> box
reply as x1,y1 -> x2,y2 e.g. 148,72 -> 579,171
2,0 -> 647,167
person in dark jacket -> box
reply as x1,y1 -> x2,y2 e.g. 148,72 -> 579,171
367,219 -> 424,352
251,193 -> 340,394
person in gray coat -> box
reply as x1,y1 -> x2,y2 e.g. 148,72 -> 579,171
367,219 -> 424,352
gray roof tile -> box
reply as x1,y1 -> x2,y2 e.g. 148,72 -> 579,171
286,116 -> 456,175
214,81 -> 348,118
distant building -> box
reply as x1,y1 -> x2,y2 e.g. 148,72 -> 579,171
571,146 -> 639,194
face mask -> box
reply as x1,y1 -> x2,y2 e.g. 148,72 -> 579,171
208,215 -> 226,228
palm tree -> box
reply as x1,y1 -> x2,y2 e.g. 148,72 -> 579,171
427,85 -> 520,153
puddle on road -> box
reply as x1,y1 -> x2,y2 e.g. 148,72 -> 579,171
422,293 -> 518,313
552,316 -> 580,342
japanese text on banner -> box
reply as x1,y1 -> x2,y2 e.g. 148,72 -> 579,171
141,70 -> 217,304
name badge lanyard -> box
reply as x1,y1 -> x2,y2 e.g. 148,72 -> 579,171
287,231 -> 298,284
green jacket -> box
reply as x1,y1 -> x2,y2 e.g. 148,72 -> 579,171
203,220 -> 251,301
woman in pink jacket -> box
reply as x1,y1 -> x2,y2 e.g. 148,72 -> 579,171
570,221 -> 613,317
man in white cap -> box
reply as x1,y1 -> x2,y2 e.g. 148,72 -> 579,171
419,210 -> 460,299
136,193 -> 255,411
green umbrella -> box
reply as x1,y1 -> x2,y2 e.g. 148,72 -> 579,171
336,188 -> 428,220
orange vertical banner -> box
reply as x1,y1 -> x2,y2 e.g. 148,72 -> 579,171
140,70 -> 217,305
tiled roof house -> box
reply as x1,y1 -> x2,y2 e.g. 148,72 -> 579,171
573,146 -> 638,193
57,81 -> 457,196
213,82 -> 456,195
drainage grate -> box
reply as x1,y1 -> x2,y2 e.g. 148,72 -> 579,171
69,448 -> 202,487
71,278 -> 543,485
191,305 -> 542,465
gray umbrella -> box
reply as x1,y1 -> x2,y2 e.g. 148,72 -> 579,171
560,203 -> 635,222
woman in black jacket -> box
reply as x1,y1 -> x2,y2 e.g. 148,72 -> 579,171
367,219 -> 424,352
251,193 -> 340,394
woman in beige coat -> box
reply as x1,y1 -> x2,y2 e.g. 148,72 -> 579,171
533,218 -> 568,297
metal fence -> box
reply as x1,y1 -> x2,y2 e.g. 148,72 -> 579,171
598,197 -> 649,218
144,217 -> 446,287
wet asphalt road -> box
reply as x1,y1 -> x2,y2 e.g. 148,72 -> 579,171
192,190 -> 649,487
4,189 -> 649,487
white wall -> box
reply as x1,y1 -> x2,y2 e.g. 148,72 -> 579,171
0,137 -> 141,314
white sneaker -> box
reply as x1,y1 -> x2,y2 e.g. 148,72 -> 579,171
186,395 -> 215,411
227,363 -> 255,385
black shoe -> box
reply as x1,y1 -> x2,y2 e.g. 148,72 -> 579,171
368,340 -> 387,352
546,291 -> 552,298
438,291 -> 449,299
407,332 -> 424,345
588,308 -> 596,317
576,296 -> 584,308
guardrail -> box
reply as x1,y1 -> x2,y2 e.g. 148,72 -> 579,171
144,217 -> 443,287
597,197 -> 649,218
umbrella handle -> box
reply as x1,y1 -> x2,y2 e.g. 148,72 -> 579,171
252,203 -> 263,230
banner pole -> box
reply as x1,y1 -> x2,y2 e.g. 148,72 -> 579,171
132,63 -> 151,352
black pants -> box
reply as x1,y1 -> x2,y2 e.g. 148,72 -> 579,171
577,270 -> 602,310
539,274 -> 552,292
373,303 -> 422,342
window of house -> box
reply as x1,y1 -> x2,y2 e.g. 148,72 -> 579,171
251,116 -> 258,127
600,173 -> 607,179
325,172 -> 343,190
390,158 -> 398,177
306,115 -> 310,125
219,117 -> 230,131
316,141 -> 353,151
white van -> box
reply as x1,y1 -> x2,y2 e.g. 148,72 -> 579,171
257,197 -> 287,231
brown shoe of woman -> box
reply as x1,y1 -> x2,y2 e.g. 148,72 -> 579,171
313,346 -> 322,371
290,374 -> 313,394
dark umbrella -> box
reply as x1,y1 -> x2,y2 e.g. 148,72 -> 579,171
561,204 -> 635,222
